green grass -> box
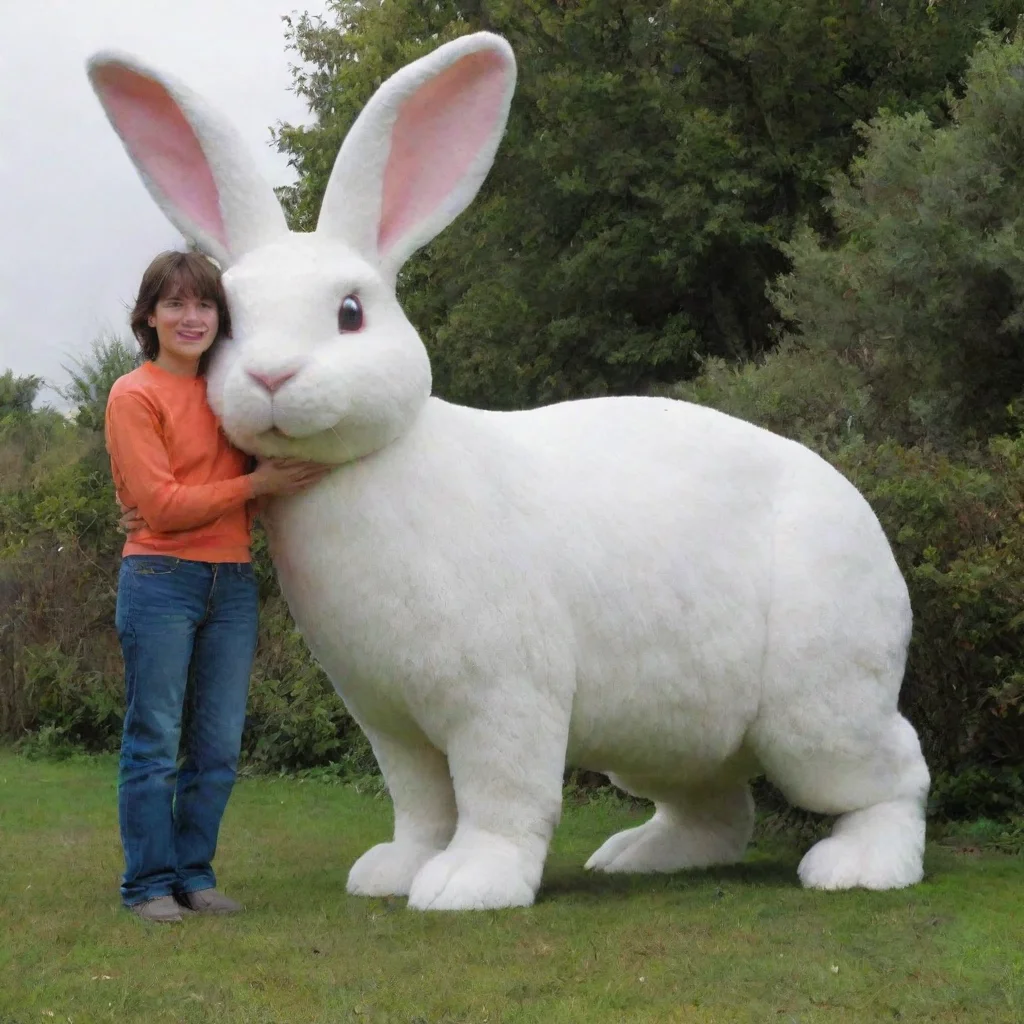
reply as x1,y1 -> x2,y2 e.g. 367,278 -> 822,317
0,752 -> 1021,1023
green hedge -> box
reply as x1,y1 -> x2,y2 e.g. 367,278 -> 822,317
836,435 -> 1024,817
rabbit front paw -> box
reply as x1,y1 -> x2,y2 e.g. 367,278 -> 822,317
347,841 -> 442,897
407,837 -> 538,911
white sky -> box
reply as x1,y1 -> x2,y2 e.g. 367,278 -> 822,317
0,0 -> 329,407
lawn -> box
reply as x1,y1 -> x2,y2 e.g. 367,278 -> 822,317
0,751 -> 1021,1024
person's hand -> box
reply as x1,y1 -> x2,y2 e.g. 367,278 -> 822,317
118,501 -> 149,534
249,458 -> 334,498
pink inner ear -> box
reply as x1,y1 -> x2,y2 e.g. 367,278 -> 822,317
379,50 -> 508,257
93,65 -> 227,249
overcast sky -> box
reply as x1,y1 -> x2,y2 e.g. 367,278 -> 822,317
0,0 -> 328,407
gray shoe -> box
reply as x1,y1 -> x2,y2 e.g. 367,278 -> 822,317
128,895 -> 187,923
176,888 -> 243,914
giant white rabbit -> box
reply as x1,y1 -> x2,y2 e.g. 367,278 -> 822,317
87,32 -> 930,910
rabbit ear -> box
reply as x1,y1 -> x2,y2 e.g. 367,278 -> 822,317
87,53 -> 288,266
316,32 -> 516,283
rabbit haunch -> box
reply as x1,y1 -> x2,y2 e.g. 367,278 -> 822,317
88,31 -> 929,910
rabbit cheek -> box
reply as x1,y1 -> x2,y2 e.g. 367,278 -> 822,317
217,380 -> 276,451
203,350 -> 231,417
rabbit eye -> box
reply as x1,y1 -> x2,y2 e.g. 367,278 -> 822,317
338,294 -> 363,332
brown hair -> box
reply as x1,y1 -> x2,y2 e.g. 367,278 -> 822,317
129,250 -> 232,373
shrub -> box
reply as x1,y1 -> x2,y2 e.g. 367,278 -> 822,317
771,29 -> 1024,447
0,415 -> 124,746
0,400 -> 366,777
672,341 -> 872,449
57,336 -> 139,433
834,435 -> 1024,816
243,588 -> 375,773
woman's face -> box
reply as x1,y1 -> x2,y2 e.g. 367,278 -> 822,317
148,289 -> 219,371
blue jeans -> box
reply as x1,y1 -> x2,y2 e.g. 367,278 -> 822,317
115,556 -> 258,906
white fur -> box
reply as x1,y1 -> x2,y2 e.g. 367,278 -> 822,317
89,32 -> 930,909
87,51 -> 287,265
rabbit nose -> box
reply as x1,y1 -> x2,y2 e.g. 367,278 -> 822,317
248,369 -> 297,394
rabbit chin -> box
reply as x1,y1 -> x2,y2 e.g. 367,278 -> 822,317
249,427 -> 343,463
221,410 -> 403,465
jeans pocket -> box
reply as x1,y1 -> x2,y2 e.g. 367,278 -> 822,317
128,556 -> 181,576
115,561 -> 134,638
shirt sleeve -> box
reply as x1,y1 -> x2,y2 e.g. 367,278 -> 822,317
106,393 -> 255,533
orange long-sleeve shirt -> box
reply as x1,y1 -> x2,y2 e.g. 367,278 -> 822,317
105,360 -> 255,562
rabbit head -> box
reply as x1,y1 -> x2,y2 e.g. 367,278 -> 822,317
87,33 -> 517,463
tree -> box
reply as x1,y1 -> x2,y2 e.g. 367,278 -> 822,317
772,29 -> 1024,448
0,370 -> 42,417
58,335 -> 139,432
274,0 -> 1024,409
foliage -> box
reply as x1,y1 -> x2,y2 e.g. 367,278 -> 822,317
275,0 -> 1023,409
58,334 -> 140,432
673,341 -> 871,449
939,814 -> 1024,854
834,435 -> 1024,817
242,591 -> 376,773
0,369 -> 43,417
772,29 -> 1024,445
0,425 -> 124,746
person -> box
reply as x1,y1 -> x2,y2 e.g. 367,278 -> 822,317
105,250 -> 330,923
